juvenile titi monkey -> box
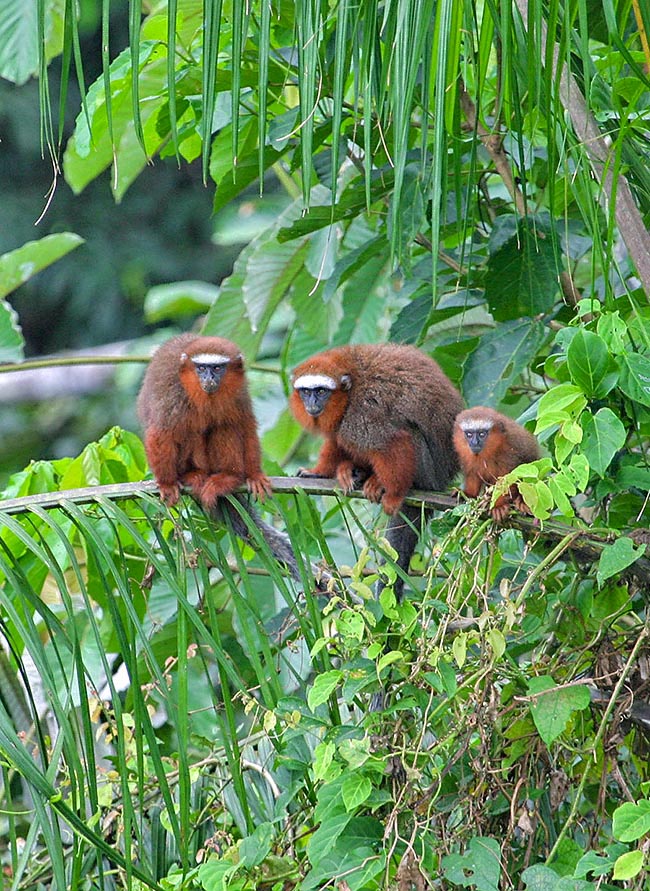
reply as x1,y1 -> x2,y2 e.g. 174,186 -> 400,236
290,343 -> 464,599
453,407 -> 540,522
138,334 -> 326,587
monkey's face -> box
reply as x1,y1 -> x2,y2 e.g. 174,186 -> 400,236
184,352 -> 233,394
461,426 -> 491,455
292,373 -> 351,417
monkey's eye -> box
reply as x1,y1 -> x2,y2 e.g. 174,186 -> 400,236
315,387 -> 330,397
478,430 -> 487,440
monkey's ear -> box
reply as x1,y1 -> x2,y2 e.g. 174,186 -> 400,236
231,354 -> 244,369
340,374 -> 352,391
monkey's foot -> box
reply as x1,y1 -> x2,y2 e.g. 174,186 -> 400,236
181,471 -> 208,496
380,492 -> 405,516
362,474 -> 385,504
296,467 -> 329,479
247,474 -> 272,500
336,461 -> 357,493
158,482 -> 181,506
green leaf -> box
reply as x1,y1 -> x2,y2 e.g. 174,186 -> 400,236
613,800 -> 650,842
452,633 -> 467,668
486,629 -> 506,660
0,0 -> 64,84
566,329 -> 619,398
63,43 -> 166,198
527,676 -> 590,746
312,741 -> 336,781
442,837 -> 501,891
307,670 -> 343,711
596,537 -> 646,587
535,384 -> 587,433
484,220 -> 561,322
619,353 -> 650,407
143,281 -> 220,322
0,233 -> 84,300
239,822 -> 274,869
341,774 -> 372,812
462,319 -> 549,406
521,864 -> 594,890
612,849 -> 644,881
580,408 -> 626,476
0,300 -> 24,362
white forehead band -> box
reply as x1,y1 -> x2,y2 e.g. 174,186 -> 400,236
293,374 -> 337,390
459,418 -> 494,433
188,353 -> 232,365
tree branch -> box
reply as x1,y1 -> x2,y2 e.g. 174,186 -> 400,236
1,478 -> 649,584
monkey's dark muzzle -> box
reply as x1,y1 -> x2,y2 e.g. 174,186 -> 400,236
194,363 -> 228,394
297,388 -> 331,417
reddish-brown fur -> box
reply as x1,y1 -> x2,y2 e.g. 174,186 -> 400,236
137,334 -> 271,509
453,407 -> 540,521
290,344 -> 463,516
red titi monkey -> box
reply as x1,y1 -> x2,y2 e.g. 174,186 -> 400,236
138,334 -> 324,586
453,407 -> 540,522
290,343 -> 464,599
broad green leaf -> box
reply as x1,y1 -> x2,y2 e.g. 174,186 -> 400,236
574,850 -> 616,879
341,774 -> 372,812
442,837 -> 501,891
486,629 -> 506,660
462,319 -> 549,406
484,221 -> 561,322
596,537 -> 646,587
0,300 -> 24,362
335,610 -> 365,642
452,632 -> 467,668
0,233 -> 84,300
0,0 -> 64,84
239,822 -> 274,869
619,353 -> 650,407
197,858 -> 238,891
516,480 -> 554,520
63,43 -> 168,198
527,676 -> 590,746
597,311 -> 627,354
307,670 -> 343,711
535,385 -> 587,433
143,281 -> 220,322
521,864 -> 594,890
612,849 -> 643,880
566,329 -> 618,397
613,800 -> 650,842
306,812 -> 352,866
312,741 -> 336,781
580,408 -> 626,476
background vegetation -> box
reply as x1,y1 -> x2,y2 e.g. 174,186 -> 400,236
1,0 -> 650,888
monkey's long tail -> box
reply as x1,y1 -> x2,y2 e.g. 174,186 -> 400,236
211,495 -> 333,592
377,503 -> 425,602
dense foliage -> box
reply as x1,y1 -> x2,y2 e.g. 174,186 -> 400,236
1,0 -> 650,888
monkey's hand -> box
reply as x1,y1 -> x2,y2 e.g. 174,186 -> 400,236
247,473 -> 272,501
511,488 -> 533,516
158,482 -> 181,506
362,474 -> 385,504
490,494 -> 511,524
